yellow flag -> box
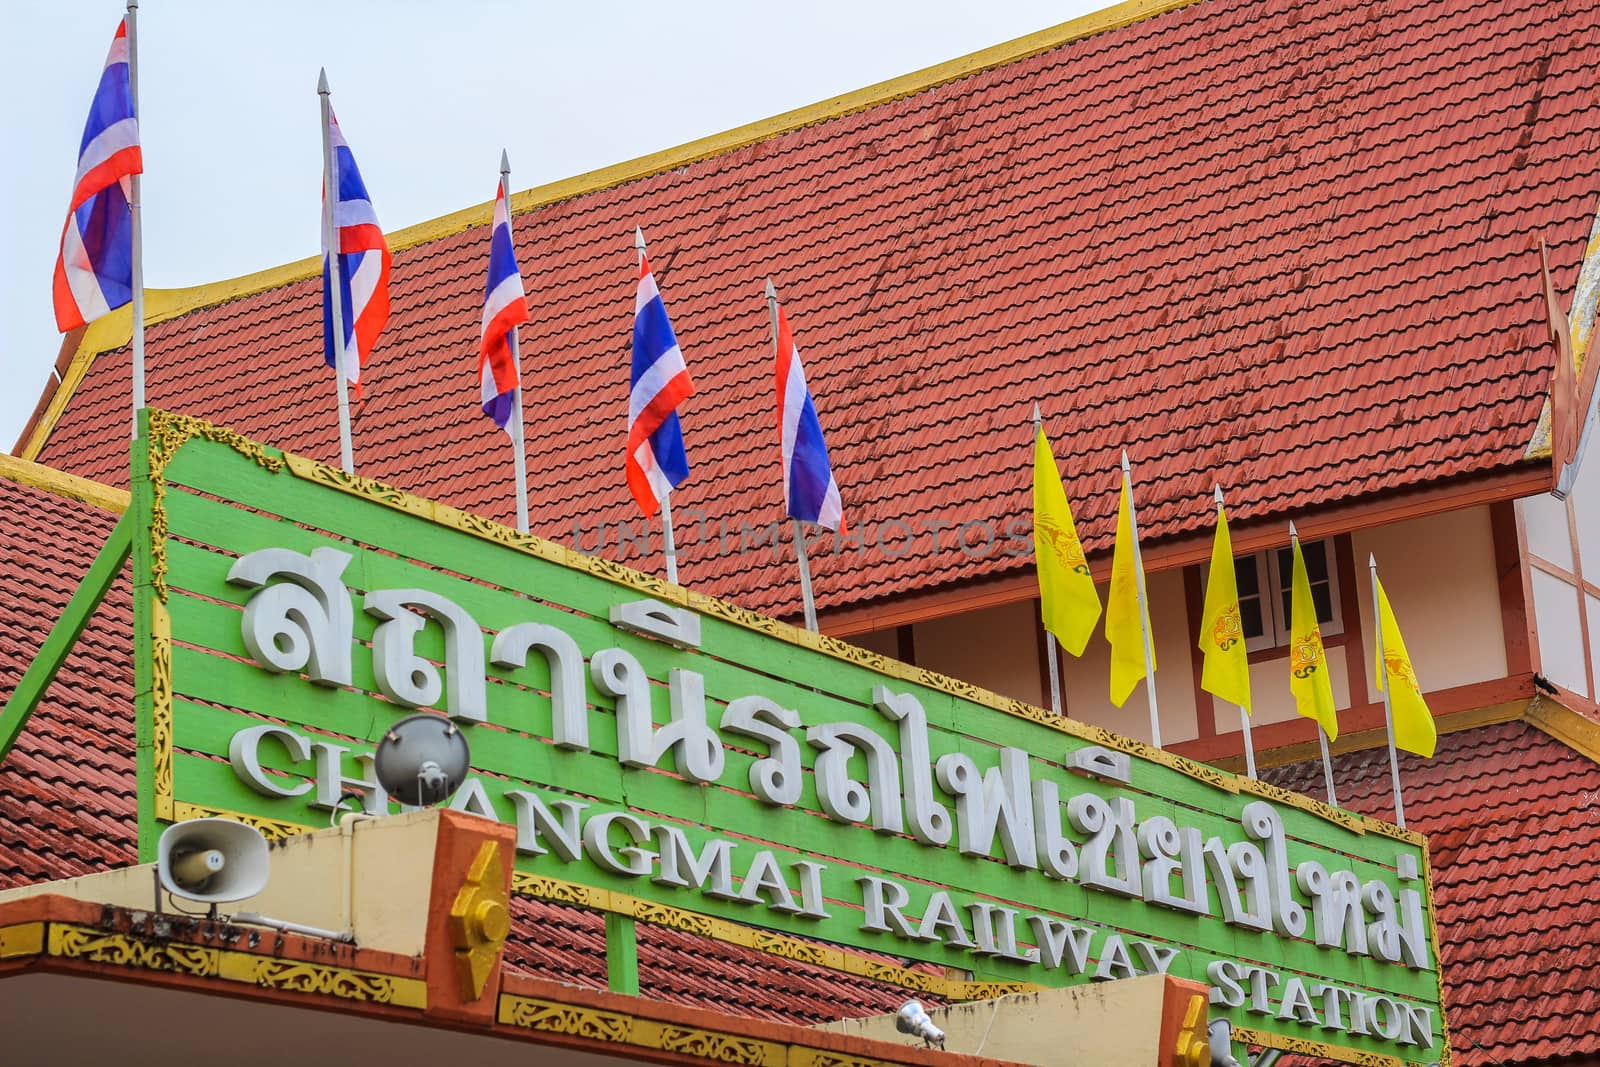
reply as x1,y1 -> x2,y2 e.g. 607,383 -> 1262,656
1199,499 -> 1251,712
1288,533 -> 1338,740
1107,472 -> 1154,707
1033,427 -> 1101,655
1374,576 -> 1437,757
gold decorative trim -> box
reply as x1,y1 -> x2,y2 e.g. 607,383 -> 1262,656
511,871 -> 1035,1002
1526,695 -> 1600,764
498,993 -> 791,1062
449,840 -> 512,1001
0,453 -> 129,513
498,994 -> 635,1041
1234,776 -> 1388,840
50,924 -> 218,977
1421,837 -> 1453,1067
279,445 -> 1401,843
170,801 -> 312,841
144,408 -> 283,603
0,922 -> 45,959
45,922 -> 425,1008
511,871 -> 610,910
1234,1026 -> 1402,1067
790,1053 -> 903,1067
216,954 -> 426,1008
658,1028 -> 780,1064
151,597 -> 173,821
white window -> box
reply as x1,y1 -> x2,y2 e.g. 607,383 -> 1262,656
1234,539 -> 1344,652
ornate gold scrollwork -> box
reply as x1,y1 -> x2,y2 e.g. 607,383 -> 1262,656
50,924 -> 218,977
658,1027 -> 775,1063
150,597 -> 174,818
498,995 -> 633,1042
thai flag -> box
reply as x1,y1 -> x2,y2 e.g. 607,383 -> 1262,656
627,228 -> 694,515
322,107 -> 390,394
478,182 -> 527,431
769,283 -> 844,531
52,18 -> 143,333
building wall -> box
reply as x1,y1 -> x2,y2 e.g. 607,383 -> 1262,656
846,627 -> 898,661
1055,568 -> 1200,747
912,598 -> 1045,709
844,506 -> 1512,752
1521,458 -> 1596,698
1351,506 -> 1508,704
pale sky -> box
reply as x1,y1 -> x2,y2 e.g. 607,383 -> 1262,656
1,0 -> 1105,453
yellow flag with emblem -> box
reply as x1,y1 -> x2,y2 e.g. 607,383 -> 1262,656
1033,426 -> 1101,655
1374,576 -> 1437,757
1107,470 -> 1154,707
1199,494 -> 1251,712
1288,531 -> 1338,740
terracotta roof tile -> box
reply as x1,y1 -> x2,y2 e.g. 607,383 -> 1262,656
0,480 -> 137,885
29,0 -> 1599,618
1265,718 -> 1600,1065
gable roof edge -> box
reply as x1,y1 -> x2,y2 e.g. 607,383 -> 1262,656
18,0 -> 1204,464
0,453 -> 129,513
1526,693 -> 1600,765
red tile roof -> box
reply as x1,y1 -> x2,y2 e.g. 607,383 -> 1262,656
1265,717 -> 1600,1066
0,479 -> 136,884
24,0 -> 1598,619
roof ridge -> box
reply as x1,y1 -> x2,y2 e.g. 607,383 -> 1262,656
0,453 -> 129,514
19,0 -> 1203,462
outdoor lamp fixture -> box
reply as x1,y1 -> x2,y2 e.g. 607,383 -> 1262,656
895,1000 -> 946,1048
374,712 -> 472,806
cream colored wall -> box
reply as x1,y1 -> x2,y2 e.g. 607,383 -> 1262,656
853,506 -> 1507,751
847,627 -> 899,660
1523,466 -> 1592,697
1570,438 -> 1600,570
902,572 -> 1198,746
913,599 -> 1044,708
1058,569 -> 1200,746
1351,505 -> 1508,704
1532,568 -> 1589,696
1520,490 -> 1573,570
1208,645 -> 1353,728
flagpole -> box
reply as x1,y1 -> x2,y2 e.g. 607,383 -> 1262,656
1122,451 -> 1162,748
126,0 -> 145,439
765,279 -> 820,631
1212,486 -> 1258,777
634,228 -> 680,583
318,69 -> 354,474
1239,701 -> 1258,778
1032,405 -> 1065,715
1371,554 -> 1406,828
1292,521 -> 1337,806
660,493 -> 680,584
501,151 -> 530,534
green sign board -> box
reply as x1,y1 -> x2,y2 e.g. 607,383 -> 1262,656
130,409 -> 1446,1063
